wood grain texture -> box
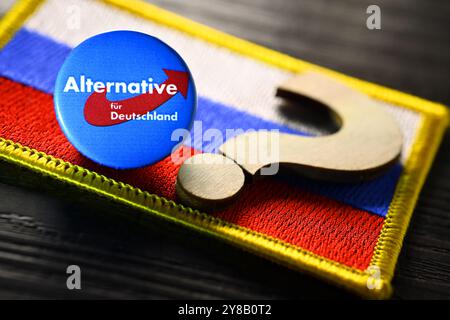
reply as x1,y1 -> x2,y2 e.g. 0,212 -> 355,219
176,153 -> 246,210
0,0 -> 449,299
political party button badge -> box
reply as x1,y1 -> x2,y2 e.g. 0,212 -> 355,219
54,31 -> 196,169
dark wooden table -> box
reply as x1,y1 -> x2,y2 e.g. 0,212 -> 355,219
0,0 -> 449,299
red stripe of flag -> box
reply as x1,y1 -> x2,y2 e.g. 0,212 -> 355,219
0,77 -> 384,270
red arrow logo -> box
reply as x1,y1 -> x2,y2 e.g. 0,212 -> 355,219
84,69 -> 189,126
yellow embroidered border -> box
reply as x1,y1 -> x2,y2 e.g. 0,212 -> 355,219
0,0 -> 43,48
0,0 -> 448,299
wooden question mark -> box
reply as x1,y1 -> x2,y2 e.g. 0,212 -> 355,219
176,72 -> 403,211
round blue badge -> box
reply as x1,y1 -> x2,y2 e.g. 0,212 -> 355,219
54,31 -> 196,169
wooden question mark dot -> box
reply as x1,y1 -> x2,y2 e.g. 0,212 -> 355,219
176,153 -> 245,211
176,72 -> 403,211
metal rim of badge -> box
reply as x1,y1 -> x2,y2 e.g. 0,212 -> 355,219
54,31 -> 196,169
